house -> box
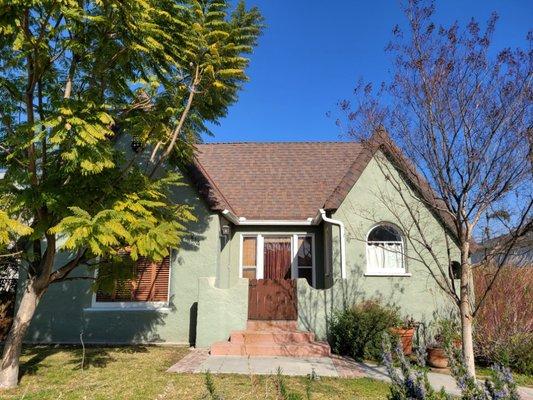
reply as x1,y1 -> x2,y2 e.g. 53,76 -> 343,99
471,230 -> 533,267
22,134 -> 459,355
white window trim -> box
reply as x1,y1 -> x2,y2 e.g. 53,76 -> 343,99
239,234 -> 263,279
239,232 -> 316,287
292,234 -> 316,287
87,251 -> 172,311
86,301 -> 171,312
365,224 -> 409,276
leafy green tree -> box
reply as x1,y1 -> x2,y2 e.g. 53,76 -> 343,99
0,0 -> 262,388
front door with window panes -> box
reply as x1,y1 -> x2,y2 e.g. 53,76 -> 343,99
240,234 -> 314,286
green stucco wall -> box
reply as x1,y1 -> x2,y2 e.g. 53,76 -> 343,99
298,154 -> 459,339
196,277 -> 248,348
23,177 -> 222,345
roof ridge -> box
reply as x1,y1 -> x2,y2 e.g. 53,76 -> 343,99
198,141 -> 358,145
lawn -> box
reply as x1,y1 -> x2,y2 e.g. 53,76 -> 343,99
1,346 -> 391,400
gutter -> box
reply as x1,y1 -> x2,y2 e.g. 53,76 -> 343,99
221,209 -> 240,225
319,209 -> 346,279
221,210 -> 314,226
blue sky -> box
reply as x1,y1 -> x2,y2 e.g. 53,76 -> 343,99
205,0 -> 532,143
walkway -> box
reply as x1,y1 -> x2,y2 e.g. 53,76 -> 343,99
167,349 -> 533,399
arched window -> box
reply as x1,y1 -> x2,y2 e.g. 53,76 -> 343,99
366,224 -> 406,274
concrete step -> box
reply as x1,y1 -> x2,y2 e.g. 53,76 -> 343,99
229,330 -> 315,345
246,320 -> 298,332
210,341 -> 331,357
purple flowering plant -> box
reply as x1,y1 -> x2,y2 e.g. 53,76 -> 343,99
382,333 -> 521,400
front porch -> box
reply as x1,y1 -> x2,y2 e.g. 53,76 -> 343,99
196,223 -> 340,357
212,228 -> 334,357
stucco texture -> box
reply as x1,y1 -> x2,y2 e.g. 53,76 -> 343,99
23,177 -> 221,345
298,154 -> 458,339
195,277 -> 248,348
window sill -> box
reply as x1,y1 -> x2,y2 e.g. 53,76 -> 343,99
84,303 -> 171,312
364,272 -> 412,277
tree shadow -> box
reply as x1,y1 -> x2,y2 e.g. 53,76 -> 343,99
297,270 -> 366,340
18,344 -> 150,378
21,173 -> 211,347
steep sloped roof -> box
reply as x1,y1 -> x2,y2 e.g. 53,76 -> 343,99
189,134 -> 459,243
192,142 -> 363,220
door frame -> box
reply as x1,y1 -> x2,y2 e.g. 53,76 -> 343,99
238,232 -> 316,287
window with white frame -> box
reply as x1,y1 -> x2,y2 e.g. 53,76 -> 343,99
295,236 -> 313,285
239,234 -> 315,285
366,224 -> 405,274
93,255 -> 170,309
241,236 -> 258,279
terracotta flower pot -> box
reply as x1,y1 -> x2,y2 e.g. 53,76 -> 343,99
427,347 -> 449,368
390,327 -> 415,355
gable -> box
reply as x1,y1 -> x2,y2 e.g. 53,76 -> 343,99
335,150 -> 459,244
191,142 -> 363,220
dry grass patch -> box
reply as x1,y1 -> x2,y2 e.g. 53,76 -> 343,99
1,346 -> 390,399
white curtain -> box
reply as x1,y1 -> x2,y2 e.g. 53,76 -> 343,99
367,242 -> 403,271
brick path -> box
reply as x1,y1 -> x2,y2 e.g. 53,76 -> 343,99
166,348 -> 209,373
166,349 -> 533,400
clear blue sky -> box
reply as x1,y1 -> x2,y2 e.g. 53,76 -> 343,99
205,0 -> 532,143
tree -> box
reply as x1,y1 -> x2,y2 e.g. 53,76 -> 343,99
336,0 -> 532,377
0,0 -> 262,389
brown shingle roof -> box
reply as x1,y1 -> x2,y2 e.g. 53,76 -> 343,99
189,135 -> 459,243
192,142 -> 363,220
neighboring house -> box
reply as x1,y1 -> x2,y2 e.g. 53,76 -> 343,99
20,136 -> 460,353
472,230 -> 533,267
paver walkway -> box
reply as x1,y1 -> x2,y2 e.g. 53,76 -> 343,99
167,349 -> 533,399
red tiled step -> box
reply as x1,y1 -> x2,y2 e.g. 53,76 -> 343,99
210,341 -> 331,357
210,319 -> 331,357
229,330 -> 315,345
246,320 -> 298,331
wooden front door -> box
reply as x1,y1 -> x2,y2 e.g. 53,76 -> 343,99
263,237 -> 292,279
248,236 -> 297,320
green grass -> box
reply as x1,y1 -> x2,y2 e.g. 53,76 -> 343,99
476,367 -> 533,388
1,346 -> 390,399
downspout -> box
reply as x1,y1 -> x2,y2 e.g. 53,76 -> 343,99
319,209 -> 346,279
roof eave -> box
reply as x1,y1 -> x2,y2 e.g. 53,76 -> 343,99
222,209 -> 319,226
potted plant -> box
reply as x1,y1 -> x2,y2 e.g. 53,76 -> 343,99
427,334 -> 449,368
426,318 -> 461,368
390,316 -> 418,355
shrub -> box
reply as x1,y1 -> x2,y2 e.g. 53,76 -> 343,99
473,265 -> 533,374
328,299 -> 401,361
382,334 -> 521,400
447,344 -> 521,400
427,314 -> 461,348
382,334 -> 450,400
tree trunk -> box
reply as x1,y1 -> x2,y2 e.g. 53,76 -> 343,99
460,243 -> 476,378
0,280 -> 44,389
